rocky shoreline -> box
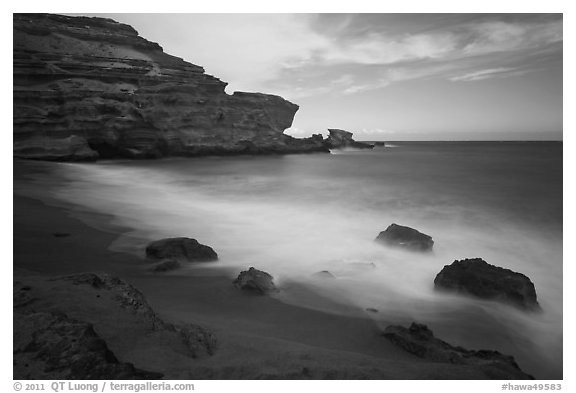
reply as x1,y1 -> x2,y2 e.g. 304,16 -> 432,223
14,161 -> 542,379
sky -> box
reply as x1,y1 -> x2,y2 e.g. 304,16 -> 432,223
83,13 -> 562,141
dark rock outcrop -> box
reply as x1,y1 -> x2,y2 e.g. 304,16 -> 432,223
324,129 -> 373,150
434,258 -> 540,311
382,322 -> 533,380
59,273 -> 217,356
145,237 -> 218,263
233,267 -> 277,295
13,273 -> 217,379
14,272 -> 218,379
13,13 -> 328,161
375,223 -> 434,252
14,311 -> 163,379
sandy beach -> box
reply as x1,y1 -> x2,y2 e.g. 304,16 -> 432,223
14,159 -> 534,380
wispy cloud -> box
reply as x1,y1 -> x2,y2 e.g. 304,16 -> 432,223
126,14 -> 561,98
449,67 -> 529,82
265,14 -> 561,98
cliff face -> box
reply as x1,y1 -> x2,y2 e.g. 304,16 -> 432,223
13,13 -> 328,161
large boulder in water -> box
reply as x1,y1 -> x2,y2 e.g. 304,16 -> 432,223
382,322 -> 533,379
233,267 -> 277,295
375,224 -> 434,252
434,258 -> 540,311
146,237 -> 218,263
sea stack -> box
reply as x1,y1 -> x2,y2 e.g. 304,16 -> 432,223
324,129 -> 374,149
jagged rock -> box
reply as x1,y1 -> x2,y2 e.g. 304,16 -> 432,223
434,258 -> 540,311
375,224 -> 434,252
150,259 -> 181,272
324,129 -> 373,149
14,311 -> 163,379
374,141 -> 386,147
382,322 -> 533,380
233,267 -> 277,295
145,237 -> 218,263
13,13 -> 328,161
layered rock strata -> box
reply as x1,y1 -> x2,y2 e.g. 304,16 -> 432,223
13,13 -> 329,161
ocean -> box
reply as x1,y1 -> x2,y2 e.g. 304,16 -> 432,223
18,141 -> 563,378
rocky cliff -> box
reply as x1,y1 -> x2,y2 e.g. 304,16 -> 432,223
13,13 -> 328,161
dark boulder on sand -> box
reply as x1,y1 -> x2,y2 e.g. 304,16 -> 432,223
375,224 -> 434,252
233,267 -> 277,295
146,237 -> 218,263
382,322 -> 533,380
434,258 -> 540,311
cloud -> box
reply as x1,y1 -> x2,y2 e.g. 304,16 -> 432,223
117,14 -> 561,99
318,31 -> 459,66
449,67 -> 529,82
462,19 -> 562,56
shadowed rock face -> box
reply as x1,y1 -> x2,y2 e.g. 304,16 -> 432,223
13,13 -> 328,161
325,129 -> 374,150
382,322 -> 533,380
145,237 -> 218,263
233,267 -> 278,295
434,258 -> 540,311
375,224 -> 434,252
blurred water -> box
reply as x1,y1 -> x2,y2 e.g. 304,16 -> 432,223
31,142 -> 562,378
